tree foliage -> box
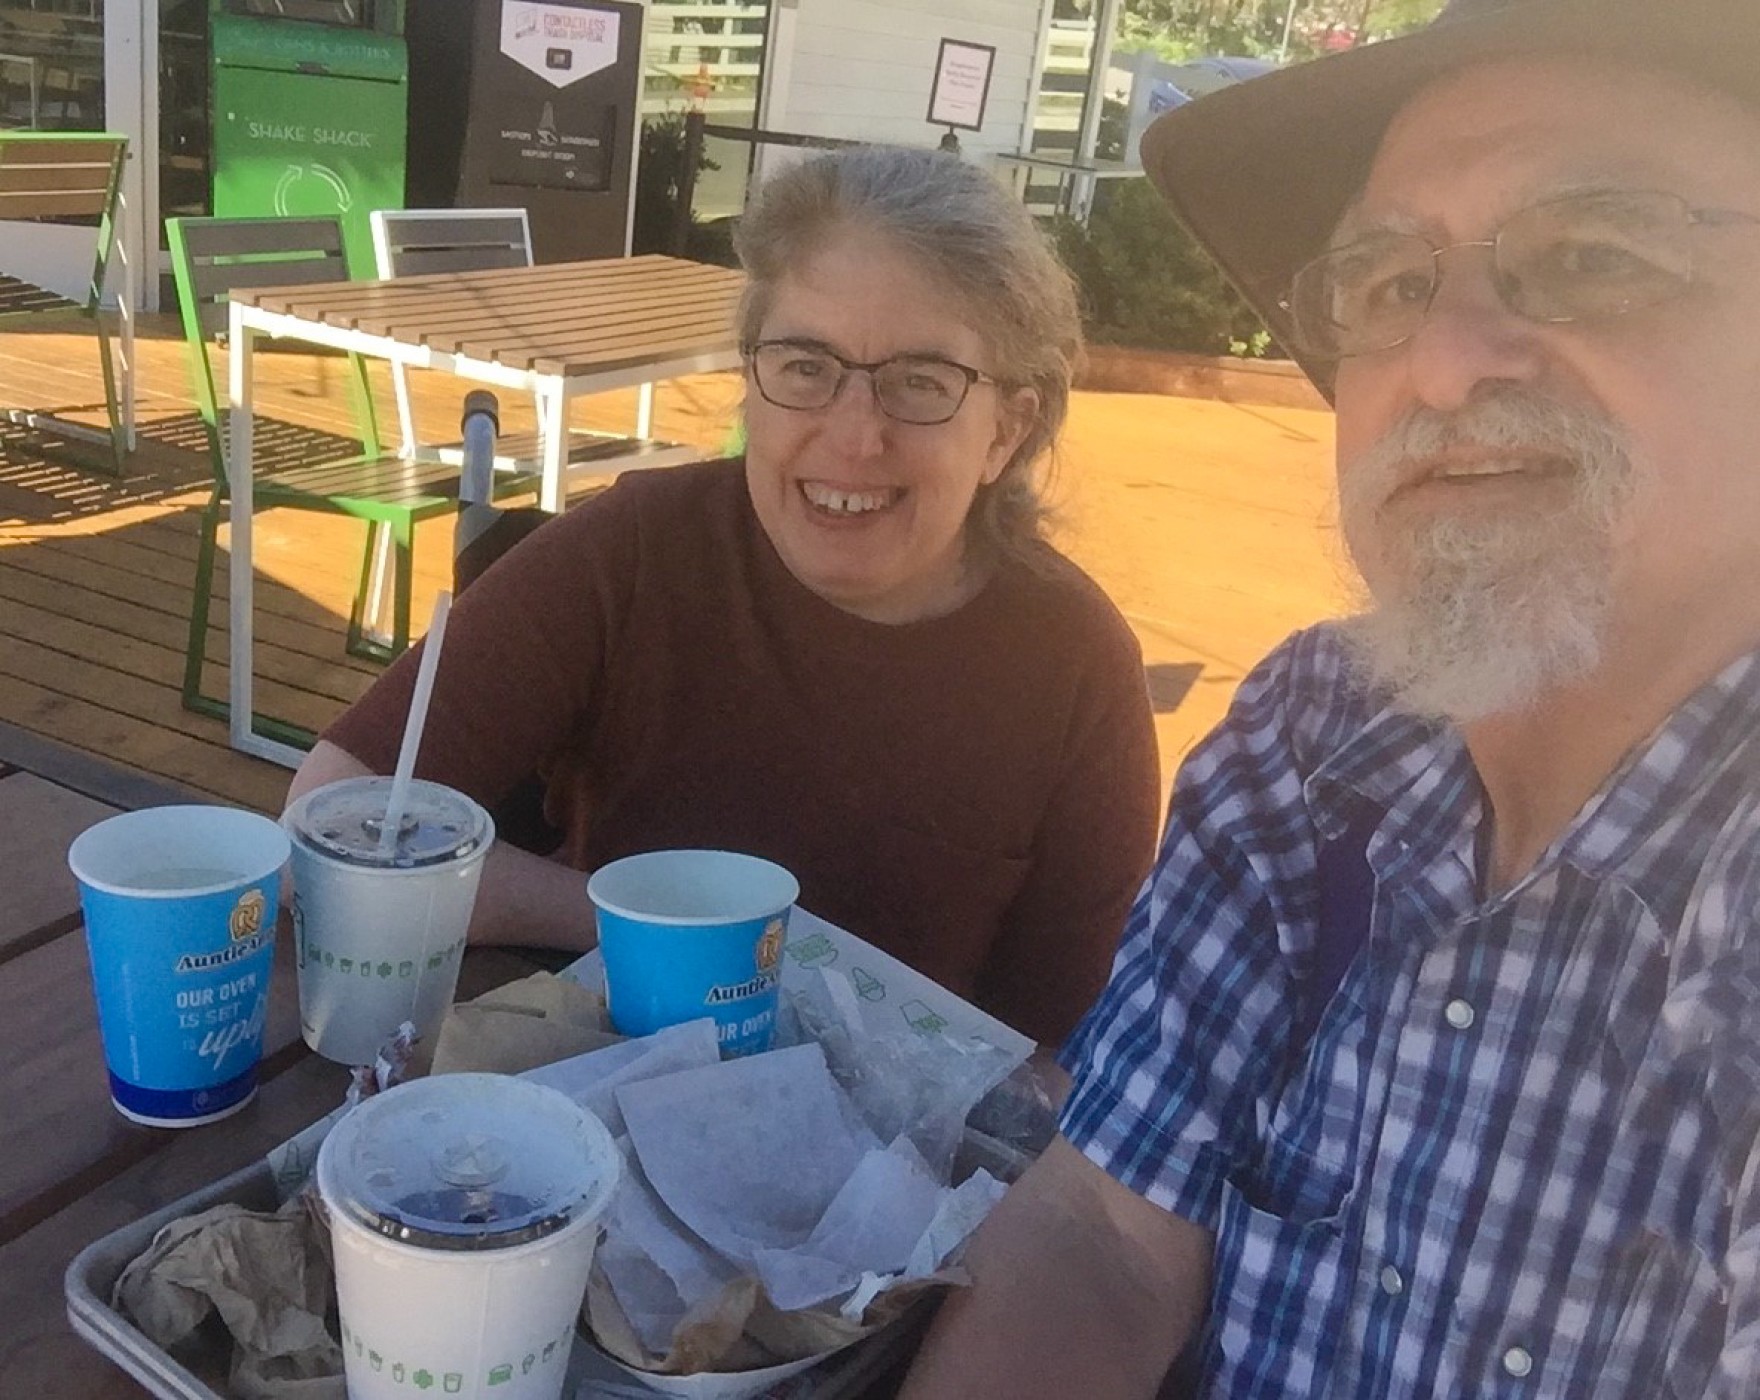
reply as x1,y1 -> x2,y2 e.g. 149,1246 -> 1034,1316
1052,181 -> 1272,355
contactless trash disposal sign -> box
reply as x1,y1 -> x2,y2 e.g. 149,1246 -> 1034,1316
500,1 -> 620,86
491,0 -> 621,191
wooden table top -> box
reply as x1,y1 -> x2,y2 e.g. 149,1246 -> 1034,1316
0,755 -> 550,1398
235,254 -> 747,382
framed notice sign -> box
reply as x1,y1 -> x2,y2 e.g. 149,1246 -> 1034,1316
927,37 -> 996,132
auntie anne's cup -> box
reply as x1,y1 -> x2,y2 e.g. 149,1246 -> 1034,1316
588,848 -> 798,1056
67,805 -> 290,1127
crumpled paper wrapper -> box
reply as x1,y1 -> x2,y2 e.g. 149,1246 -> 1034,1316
113,1195 -> 342,1400
586,1258 -> 963,1377
429,970 -> 620,1075
570,972 -> 1034,1382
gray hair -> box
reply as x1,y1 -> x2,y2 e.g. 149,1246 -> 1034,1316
733,145 -> 1082,562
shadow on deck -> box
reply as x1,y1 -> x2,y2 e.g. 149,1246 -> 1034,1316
0,318 -> 741,809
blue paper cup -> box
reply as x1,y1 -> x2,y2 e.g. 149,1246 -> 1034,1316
67,805 -> 291,1127
587,849 -> 798,1056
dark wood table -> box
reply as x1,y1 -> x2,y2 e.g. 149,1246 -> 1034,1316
0,731 -> 545,1397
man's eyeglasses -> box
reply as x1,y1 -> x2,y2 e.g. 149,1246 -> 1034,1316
1282,189 -> 1760,360
743,339 -> 997,426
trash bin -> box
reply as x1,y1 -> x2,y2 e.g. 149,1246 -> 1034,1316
406,0 -> 644,263
210,0 -> 408,271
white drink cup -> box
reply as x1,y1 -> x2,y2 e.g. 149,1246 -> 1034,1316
317,1072 -> 621,1400
285,777 -> 493,1065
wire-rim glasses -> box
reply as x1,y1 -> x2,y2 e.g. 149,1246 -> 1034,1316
1281,189 -> 1760,361
744,338 -> 998,426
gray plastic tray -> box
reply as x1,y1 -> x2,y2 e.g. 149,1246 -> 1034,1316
66,1157 -> 288,1400
63,1157 -> 926,1400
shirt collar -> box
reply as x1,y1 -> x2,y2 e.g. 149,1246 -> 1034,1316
1557,646 -> 1760,883
1304,644 -> 1760,898
1305,704 -> 1480,888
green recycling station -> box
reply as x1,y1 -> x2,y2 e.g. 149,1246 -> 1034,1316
209,0 -> 408,271
198,0 -> 643,267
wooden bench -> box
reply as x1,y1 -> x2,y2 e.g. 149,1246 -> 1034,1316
0,131 -> 133,473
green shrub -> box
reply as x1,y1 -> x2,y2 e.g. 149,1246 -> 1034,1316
1051,178 -> 1276,358
632,112 -> 722,258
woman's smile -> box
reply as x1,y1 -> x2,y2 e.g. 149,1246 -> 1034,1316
798,480 -> 906,519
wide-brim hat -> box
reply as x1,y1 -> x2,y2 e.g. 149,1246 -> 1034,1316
1140,0 -> 1760,396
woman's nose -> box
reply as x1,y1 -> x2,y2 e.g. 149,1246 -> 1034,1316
822,369 -> 890,454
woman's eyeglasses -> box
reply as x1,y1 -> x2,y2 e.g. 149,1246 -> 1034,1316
744,339 -> 997,426
1282,189 -> 1760,360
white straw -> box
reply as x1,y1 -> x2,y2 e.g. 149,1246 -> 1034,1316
378,590 -> 453,857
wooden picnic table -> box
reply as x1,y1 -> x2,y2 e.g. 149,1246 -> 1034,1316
0,738 -> 555,1397
0,735 -> 922,1399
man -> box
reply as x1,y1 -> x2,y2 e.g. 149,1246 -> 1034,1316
901,0 -> 1760,1395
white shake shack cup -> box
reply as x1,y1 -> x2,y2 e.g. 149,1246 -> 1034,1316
317,1073 -> 620,1400
285,776 -> 493,1065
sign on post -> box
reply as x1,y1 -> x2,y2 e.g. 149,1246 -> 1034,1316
927,37 -> 996,135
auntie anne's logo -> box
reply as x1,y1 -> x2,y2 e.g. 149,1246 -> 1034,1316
230,889 -> 267,941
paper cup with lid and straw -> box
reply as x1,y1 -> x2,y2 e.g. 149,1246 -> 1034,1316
284,775 -> 493,1065
317,1072 -> 620,1400
285,590 -> 496,1065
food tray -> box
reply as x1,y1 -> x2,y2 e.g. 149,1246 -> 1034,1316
64,1157 -> 927,1400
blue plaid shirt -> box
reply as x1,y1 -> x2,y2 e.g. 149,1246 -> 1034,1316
1062,623 -> 1760,1398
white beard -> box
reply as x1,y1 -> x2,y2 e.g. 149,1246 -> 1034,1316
1338,389 -> 1638,724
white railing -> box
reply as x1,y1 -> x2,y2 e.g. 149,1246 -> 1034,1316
1034,19 -> 1095,142
1017,19 -> 1097,217
642,0 -> 768,116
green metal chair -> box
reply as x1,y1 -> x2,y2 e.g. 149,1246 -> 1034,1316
166,214 -> 536,746
0,131 -> 133,474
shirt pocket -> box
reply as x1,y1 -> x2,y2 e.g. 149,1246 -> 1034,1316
1205,1136 -> 1356,1388
1226,1129 -> 1356,1227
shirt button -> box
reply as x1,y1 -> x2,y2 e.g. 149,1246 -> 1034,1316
1444,998 -> 1476,1030
1503,1346 -> 1534,1378
1379,1265 -> 1404,1296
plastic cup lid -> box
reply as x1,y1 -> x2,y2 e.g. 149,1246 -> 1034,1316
318,1073 -> 619,1252
286,776 -> 491,870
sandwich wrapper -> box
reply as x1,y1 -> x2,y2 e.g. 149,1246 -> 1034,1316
109,913 -> 1049,1399
544,923 -> 1036,1393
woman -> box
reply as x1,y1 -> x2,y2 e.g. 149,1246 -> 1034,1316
287,146 -> 1158,1047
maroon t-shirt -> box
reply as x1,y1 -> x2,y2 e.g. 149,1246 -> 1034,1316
325,459 -> 1159,1045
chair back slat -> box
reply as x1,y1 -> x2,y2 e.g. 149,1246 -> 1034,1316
177,216 -> 347,262
0,134 -> 126,223
187,254 -> 351,309
166,215 -> 380,477
372,209 -> 532,279
385,244 -> 530,277
0,135 -> 126,166
381,212 -> 528,250
0,161 -> 119,194
0,189 -> 109,218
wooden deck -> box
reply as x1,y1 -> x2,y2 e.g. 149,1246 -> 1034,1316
0,312 -> 1349,815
